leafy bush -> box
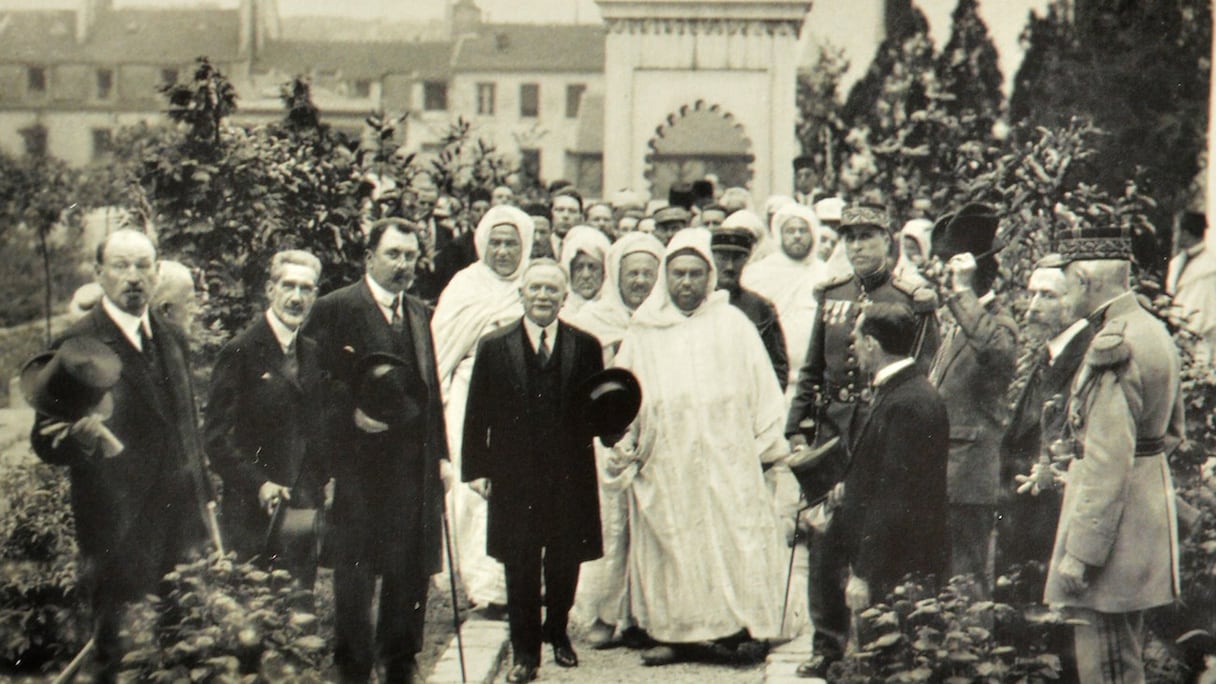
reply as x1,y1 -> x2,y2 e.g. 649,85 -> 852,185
0,461 -> 87,673
121,553 -> 330,682
828,574 -> 1068,683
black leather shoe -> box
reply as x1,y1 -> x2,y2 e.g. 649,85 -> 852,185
505,663 -> 538,683
795,654 -> 839,679
553,641 -> 578,668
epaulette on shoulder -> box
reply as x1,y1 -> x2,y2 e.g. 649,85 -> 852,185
890,275 -> 939,313
1086,320 -> 1131,368
813,271 -> 854,295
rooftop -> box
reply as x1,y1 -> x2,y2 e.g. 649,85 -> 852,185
255,40 -> 451,80
452,23 -> 605,73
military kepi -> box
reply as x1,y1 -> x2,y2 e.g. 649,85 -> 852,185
839,203 -> 891,234
1042,220 -> 1134,267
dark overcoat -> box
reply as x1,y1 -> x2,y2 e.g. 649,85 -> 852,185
927,291 -> 1018,506
461,319 -> 604,565
204,316 -> 330,560
827,364 -> 950,593
302,280 -> 448,576
30,305 -> 206,602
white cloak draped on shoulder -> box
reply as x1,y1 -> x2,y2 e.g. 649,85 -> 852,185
431,205 -> 534,607
610,228 -> 789,643
741,204 -> 826,391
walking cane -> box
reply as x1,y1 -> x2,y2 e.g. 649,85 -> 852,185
51,638 -> 94,684
441,505 -> 468,683
780,506 -> 807,636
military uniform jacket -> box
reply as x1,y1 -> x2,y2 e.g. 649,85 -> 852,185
730,287 -> 789,392
927,291 -> 1018,506
1044,292 -> 1183,612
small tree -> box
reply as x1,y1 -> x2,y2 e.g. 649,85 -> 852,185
936,0 -> 1003,141
796,46 -> 850,193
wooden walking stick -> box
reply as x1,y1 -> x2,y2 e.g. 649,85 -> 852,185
51,638 -> 94,684
442,504 -> 468,683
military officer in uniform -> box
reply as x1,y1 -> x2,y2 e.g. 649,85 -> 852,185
786,203 -> 940,679
1038,225 -> 1182,684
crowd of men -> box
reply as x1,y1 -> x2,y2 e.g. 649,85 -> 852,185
25,153 -> 1215,684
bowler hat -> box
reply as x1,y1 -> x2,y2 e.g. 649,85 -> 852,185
931,204 -> 1000,260
572,368 -> 642,440
354,352 -> 427,428
20,336 -> 122,422
668,183 -> 696,211
692,180 -> 715,207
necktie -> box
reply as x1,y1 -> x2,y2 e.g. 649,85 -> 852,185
282,339 -> 300,383
139,325 -> 158,368
537,329 -> 551,366
390,296 -> 404,333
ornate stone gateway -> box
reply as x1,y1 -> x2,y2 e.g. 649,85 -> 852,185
597,0 -> 810,203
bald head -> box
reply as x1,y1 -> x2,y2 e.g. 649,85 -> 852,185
153,260 -> 197,328
94,229 -> 159,316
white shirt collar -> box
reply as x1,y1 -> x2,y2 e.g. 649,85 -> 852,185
365,273 -> 402,325
101,296 -> 151,351
1046,319 -> 1089,365
265,309 -> 297,354
522,316 -> 559,354
872,357 -> 915,387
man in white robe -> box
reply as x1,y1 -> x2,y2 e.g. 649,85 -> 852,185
1167,211 -> 1216,364
607,228 -> 789,666
558,225 -> 612,318
742,204 -> 827,395
432,206 -> 535,615
566,232 -> 664,647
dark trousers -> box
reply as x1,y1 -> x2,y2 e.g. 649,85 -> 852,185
806,527 -> 850,661
504,547 -> 581,666
948,504 -> 996,598
334,559 -> 430,683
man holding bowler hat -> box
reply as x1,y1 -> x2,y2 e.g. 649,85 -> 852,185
461,258 -> 609,683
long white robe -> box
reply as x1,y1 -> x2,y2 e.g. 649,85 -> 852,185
432,206 -> 534,607
608,229 -> 789,643
566,232 -> 664,629
741,204 -> 826,393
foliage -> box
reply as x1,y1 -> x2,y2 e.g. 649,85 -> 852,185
1010,0 -> 1210,219
0,462 -> 87,673
121,553 -> 330,682
426,116 -> 515,207
829,574 -> 1069,683
796,46 -> 850,192
935,0 -> 1003,141
0,150 -> 90,331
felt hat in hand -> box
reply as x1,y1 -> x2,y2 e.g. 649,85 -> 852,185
572,368 -> 642,440
353,352 -> 427,429
21,336 -> 121,421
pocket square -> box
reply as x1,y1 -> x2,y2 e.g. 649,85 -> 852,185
343,345 -> 356,353
261,371 -> 272,380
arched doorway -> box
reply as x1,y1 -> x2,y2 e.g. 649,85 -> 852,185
645,100 -> 754,200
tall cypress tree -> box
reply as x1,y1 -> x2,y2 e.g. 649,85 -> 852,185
936,0 -> 1003,139
1010,0 -> 1209,217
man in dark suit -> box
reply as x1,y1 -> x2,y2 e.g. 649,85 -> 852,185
303,218 -> 453,684
462,258 -> 605,683
710,226 -> 789,391
205,250 -> 330,587
998,259 -> 1092,584
30,229 -> 211,682
797,302 -> 950,678
925,205 -> 1017,597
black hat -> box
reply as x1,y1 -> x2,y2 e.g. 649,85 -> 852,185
547,179 -> 574,195
21,336 -> 122,421
468,187 -> 491,204
710,228 -> 755,254
793,156 -> 815,172
668,182 -> 696,210
572,368 -> 642,440
1179,211 -> 1207,239
691,180 -> 715,207
931,203 -> 1000,260
354,352 -> 427,428
522,201 -> 551,220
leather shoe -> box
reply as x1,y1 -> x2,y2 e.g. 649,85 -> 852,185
552,641 -> 578,668
505,663 -> 537,683
641,644 -> 679,666
795,654 -> 838,679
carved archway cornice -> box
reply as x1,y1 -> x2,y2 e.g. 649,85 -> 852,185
644,99 -> 755,191
604,17 -> 802,36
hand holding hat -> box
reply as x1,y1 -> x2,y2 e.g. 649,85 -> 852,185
23,337 -> 125,459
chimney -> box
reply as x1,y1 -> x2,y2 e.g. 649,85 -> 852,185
77,0 -> 111,44
238,0 -> 255,58
450,0 -> 482,39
